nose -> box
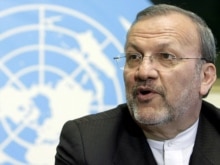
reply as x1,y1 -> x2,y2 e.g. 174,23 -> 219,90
143,55 -> 154,62
135,56 -> 158,81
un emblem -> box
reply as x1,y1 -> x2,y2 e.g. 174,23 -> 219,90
0,4 -> 124,164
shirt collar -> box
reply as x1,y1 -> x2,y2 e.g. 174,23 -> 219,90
147,119 -> 199,150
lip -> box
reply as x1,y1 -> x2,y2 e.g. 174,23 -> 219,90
135,86 -> 159,102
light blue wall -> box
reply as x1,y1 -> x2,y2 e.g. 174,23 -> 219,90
0,1 -> 152,164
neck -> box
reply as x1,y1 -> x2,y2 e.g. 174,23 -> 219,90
140,114 -> 200,141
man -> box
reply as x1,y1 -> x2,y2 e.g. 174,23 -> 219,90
55,4 -> 219,165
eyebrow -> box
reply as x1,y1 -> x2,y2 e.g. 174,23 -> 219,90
156,43 -> 171,51
125,42 -> 139,51
125,41 -> 172,52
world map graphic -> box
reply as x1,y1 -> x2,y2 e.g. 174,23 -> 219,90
0,3 -> 135,164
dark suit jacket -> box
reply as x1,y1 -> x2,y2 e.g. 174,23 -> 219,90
55,101 -> 220,165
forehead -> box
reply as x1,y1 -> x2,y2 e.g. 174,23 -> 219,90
127,13 -> 200,49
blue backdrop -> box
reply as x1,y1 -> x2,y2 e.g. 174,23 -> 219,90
0,0 -> 152,164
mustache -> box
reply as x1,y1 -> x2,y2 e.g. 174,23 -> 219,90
131,80 -> 166,97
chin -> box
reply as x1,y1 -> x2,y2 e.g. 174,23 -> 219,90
133,107 -> 172,126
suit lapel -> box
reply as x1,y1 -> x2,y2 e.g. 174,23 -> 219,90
190,103 -> 220,165
112,110 -> 157,165
113,133 -> 156,165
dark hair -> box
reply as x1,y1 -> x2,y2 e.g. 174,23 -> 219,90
133,4 -> 217,64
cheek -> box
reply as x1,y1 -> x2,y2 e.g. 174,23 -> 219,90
162,71 -> 193,96
165,70 -> 200,98
123,70 -> 135,90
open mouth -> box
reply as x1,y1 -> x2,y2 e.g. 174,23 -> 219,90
135,86 -> 158,102
137,87 -> 155,95
139,89 -> 152,95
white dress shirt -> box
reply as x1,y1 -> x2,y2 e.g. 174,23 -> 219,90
147,119 -> 199,165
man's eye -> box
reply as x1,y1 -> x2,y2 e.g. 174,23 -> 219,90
158,53 -> 176,60
127,54 -> 141,61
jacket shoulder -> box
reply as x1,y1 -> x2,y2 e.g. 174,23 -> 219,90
67,104 -> 134,164
201,100 -> 220,133
190,101 -> 220,164
55,104 -> 130,164
72,103 -> 128,124
202,101 -> 220,121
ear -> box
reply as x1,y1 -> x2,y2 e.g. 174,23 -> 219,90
200,63 -> 217,96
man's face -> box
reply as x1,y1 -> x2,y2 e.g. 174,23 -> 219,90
124,13 -> 204,126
